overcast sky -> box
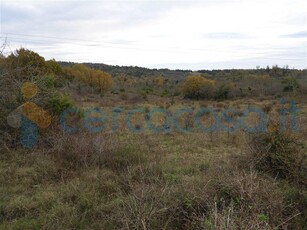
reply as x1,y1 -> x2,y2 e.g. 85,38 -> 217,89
1,0 -> 306,70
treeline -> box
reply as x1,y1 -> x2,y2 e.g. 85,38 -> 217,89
59,61 -> 307,100
198,65 -> 306,79
2,48 -> 306,105
59,61 -> 306,80
59,61 -> 192,79
181,73 -> 307,100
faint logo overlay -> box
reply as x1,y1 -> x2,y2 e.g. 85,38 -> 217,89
60,98 -> 299,135
7,83 -> 300,149
7,82 -> 52,148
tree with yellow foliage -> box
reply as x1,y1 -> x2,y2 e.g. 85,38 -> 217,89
90,68 -> 113,92
182,75 -> 216,99
65,64 -> 113,92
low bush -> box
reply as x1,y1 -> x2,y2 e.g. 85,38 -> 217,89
44,75 -> 57,88
215,84 -> 230,100
247,131 -> 306,185
46,93 -> 74,115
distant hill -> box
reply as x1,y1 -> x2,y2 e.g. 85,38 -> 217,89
58,61 -> 306,81
58,61 -> 193,79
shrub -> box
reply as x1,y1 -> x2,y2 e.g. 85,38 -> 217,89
46,59 -> 63,76
47,93 -> 74,115
7,48 -> 48,79
282,77 -> 300,92
215,84 -> 230,100
161,89 -> 169,97
247,131 -> 306,184
44,75 -> 56,88
182,75 -> 216,99
0,48 -> 57,149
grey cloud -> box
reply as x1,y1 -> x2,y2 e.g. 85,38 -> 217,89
1,0 -> 182,48
2,1 -> 178,33
1,0 -> 306,70
281,31 -> 307,38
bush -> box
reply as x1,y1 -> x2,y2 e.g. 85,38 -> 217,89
282,77 -> 300,92
215,84 -> 230,100
7,48 -> 48,79
0,48 -> 57,149
46,59 -> 63,76
247,131 -> 306,184
182,75 -> 215,99
245,131 -> 306,228
44,75 -> 56,88
47,94 -> 74,115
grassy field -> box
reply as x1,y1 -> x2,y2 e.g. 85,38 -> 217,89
1,94 -> 306,229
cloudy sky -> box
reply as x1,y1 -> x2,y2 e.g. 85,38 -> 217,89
1,0 -> 306,69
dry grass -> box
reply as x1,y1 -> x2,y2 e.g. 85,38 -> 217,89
1,120 -> 306,229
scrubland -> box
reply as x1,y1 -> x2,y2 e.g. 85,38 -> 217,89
0,48 -> 306,229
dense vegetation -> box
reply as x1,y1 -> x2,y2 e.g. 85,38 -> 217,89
0,48 -> 306,229
60,60 -> 307,100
